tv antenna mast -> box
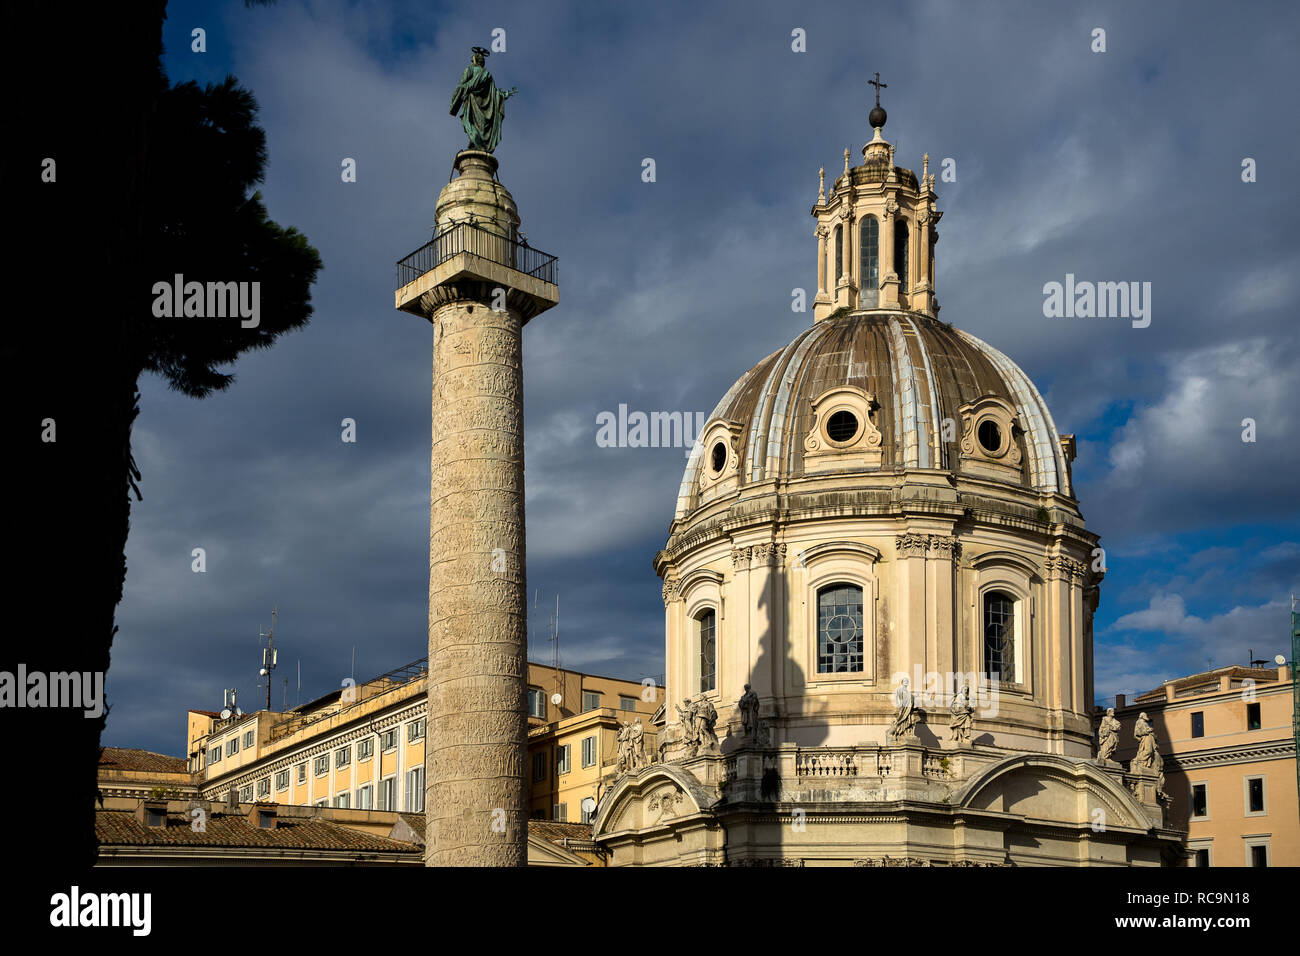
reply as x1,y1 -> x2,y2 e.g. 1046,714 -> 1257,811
259,607 -> 279,712
221,688 -> 242,721
550,594 -> 562,709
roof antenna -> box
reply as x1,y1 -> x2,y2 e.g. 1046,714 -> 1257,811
259,607 -> 279,712
221,688 -> 241,721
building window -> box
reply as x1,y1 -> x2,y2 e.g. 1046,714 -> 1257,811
1246,702 -> 1261,730
1190,783 -> 1208,820
239,784 -> 252,802
928,224 -> 935,285
1192,847 -> 1210,867
256,777 -> 270,798
275,770 -> 289,791
527,687 -> 546,720
381,728 -> 398,751
698,610 -> 717,692
983,591 -> 1016,684
315,798 -> 328,808
894,219 -> 909,290
834,225 -> 842,280
1190,711 -> 1204,738
314,755 -> 329,777
408,718 -> 426,742
356,784 -> 373,810
226,738 -> 238,758
556,744 -> 571,775
581,691 -> 601,713
336,745 -> 350,769
405,767 -> 425,812
553,802 -> 567,822
619,695 -> 637,711
860,215 -> 878,291
533,751 -> 547,781
582,735 -> 596,768
243,730 -> 254,750
379,776 -> 396,811
335,791 -> 349,809
357,737 -> 373,761
296,762 -> 306,785
817,584 -> 864,674
1245,776 -> 1266,815
1249,843 -> 1268,867
208,746 -> 221,765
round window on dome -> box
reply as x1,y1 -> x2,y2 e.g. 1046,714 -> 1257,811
977,419 -> 1002,454
710,441 -> 728,474
826,410 -> 859,443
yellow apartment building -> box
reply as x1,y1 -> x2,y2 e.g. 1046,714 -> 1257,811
179,658 -> 661,826
1108,662 -> 1297,866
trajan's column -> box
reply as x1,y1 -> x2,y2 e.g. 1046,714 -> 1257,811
395,47 -> 558,866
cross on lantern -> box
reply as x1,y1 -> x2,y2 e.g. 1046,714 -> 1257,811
868,72 -> 887,106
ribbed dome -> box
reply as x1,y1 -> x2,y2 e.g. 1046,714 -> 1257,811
675,311 -> 1070,521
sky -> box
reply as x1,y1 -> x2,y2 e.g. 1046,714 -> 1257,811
107,0 -> 1300,756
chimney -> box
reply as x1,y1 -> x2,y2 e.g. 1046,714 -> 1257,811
225,788 -> 239,813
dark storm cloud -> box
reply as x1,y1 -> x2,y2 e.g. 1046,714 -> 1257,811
107,0 -> 1300,752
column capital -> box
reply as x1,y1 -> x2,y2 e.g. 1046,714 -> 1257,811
895,532 -> 928,558
1045,554 -> 1086,583
662,578 -> 681,605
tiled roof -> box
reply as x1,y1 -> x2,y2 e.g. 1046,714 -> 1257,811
188,709 -> 222,718
95,810 -> 421,854
394,813 -> 593,847
528,820 -> 595,845
98,748 -> 188,774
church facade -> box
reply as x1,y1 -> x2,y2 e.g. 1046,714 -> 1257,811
591,95 -> 1184,866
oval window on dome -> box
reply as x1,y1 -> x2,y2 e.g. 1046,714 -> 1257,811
977,419 -> 1001,454
826,410 -> 859,443
710,441 -> 727,474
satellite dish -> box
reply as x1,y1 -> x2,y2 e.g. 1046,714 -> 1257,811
220,708 -> 232,720
1276,654 -> 1287,666
259,667 -> 268,676
581,797 -> 596,815
550,693 -> 563,706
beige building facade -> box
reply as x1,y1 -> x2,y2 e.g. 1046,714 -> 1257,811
1109,663 -> 1297,866
171,659 -> 657,835
592,97 -> 1184,866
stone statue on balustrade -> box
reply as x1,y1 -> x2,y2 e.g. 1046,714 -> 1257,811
617,719 -> 648,772
1096,707 -> 1121,764
738,684 -> 760,739
1132,711 -> 1168,800
890,677 -> 923,741
673,695 -> 720,757
948,682 -> 974,746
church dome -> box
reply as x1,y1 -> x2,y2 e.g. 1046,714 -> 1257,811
674,309 -> 1072,523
